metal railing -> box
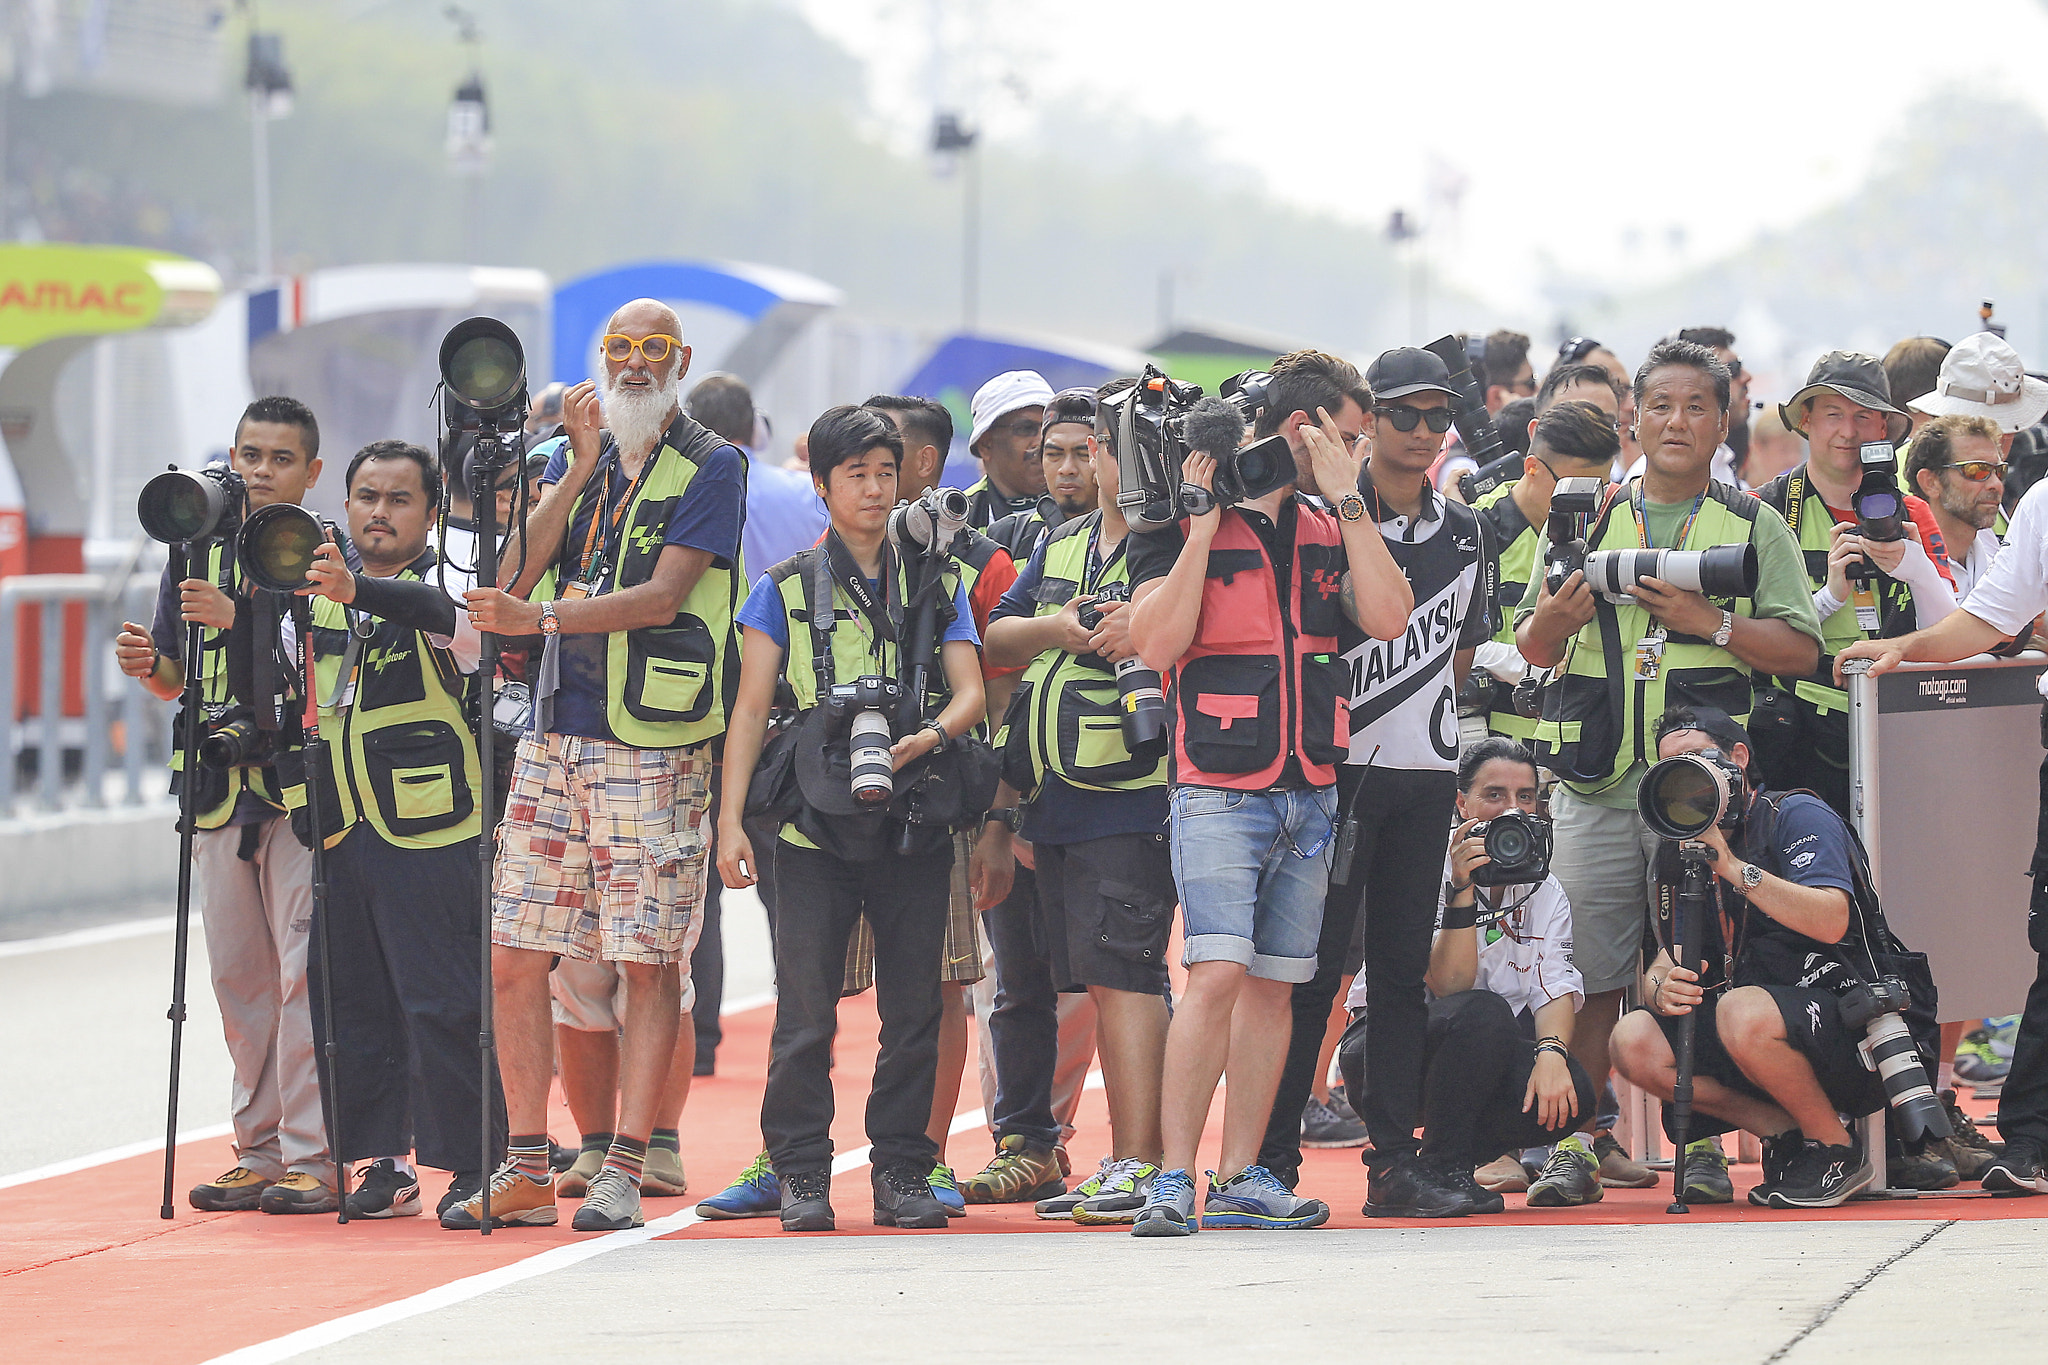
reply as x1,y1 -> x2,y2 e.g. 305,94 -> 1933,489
0,573 -> 172,817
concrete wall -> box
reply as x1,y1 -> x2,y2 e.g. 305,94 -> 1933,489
0,803 -> 179,924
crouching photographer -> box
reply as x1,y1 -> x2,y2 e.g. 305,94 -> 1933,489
716,406 -> 994,1234
1611,705 -> 1943,1210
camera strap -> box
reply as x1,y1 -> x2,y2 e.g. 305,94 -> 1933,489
823,531 -> 900,644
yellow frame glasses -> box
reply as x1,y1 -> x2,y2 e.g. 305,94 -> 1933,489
601,333 -> 683,365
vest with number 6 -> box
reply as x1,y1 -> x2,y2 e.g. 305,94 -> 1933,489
1008,513 -> 1165,796
171,541 -> 284,829
552,416 -> 745,748
1533,481 -> 1764,796
282,570 -> 480,851
1169,500 -> 1350,791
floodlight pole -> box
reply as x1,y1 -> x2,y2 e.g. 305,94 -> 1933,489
249,90 -> 273,279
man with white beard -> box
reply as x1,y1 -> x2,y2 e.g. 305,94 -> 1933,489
459,299 -> 747,1232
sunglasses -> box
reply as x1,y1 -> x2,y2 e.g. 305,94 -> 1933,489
1557,337 -> 1602,364
1946,459 -> 2009,482
601,333 -> 683,365
1376,403 -> 1456,434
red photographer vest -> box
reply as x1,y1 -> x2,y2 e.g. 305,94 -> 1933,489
1168,500 -> 1351,790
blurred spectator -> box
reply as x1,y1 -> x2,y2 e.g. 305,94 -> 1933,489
1883,336 -> 1952,439
1483,330 -> 1536,413
687,372 -> 825,574
1494,397 -> 1535,459
1741,405 -> 1805,488
964,371 -> 1053,528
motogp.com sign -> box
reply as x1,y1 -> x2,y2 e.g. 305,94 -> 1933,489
0,245 -> 219,349
1917,677 -> 1968,704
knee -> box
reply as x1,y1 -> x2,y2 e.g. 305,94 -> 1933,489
1440,989 -> 1515,1037
492,945 -> 552,984
1609,1011 -> 1667,1084
1715,987 -> 1781,1059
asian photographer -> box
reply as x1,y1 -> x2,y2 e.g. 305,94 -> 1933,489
716,405 -> 988,1235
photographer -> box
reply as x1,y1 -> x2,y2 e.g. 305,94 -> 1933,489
716,406 -> 987,1234
964,371 -> 1053,529
115,396 -> 335,1215
1611,706 -> 1894,1209
1123,349 -> 1413,1236
1750,352 -> 1959,817
285,440 -> 504,1222
1343,739 -> 1594,1215
1517,340 -> 1822,1188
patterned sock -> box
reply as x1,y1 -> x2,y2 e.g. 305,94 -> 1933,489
579,1131 -> 616,1157
603,1134 -> 648,1188
650,1128 -> 680,1155
509,1135 -> 552,1183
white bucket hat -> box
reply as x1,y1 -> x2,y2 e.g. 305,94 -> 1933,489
1908,332 -> 2048,432
968,370 -> 1054,450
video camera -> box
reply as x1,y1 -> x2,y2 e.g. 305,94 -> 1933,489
1469,809 -> 1552,888
827,675 -> 905,806
1075,581 -> 1169,758
1107,364 -> 1295,532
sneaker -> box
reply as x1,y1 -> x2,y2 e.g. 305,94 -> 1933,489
1954,1018 -> 2017,1089
960,1134 -> 1067,1204
1473,1152 -> 1531,1193
438,1170 -> 483,1218
345,1159 -> 421,1219
1130,1167 -> 1198,1237
1980,1138 -> 2048,1196
697,1152 -> 782,1220
548,1139 -> 577,1173
642,1147 -> 688,1198
1749,1130 -> 1804,1207
1590,1130 -> 1660,1188
189,1165 -> 270,1213
1765,1139 -> 1874,1209
439,1161 -> 557,1229
557,1147 -> 606,1198
779,1168 -> 836,1232
1365,1152 -> 1474,1218
1440,1163 -> 1506,1215
1201,1165 -> 1331,1230
1035,1157 -> 1113,1220
1526,1135 -> 1605,1208
1887,1141 -> 1958,1191
1940,1090 -> 1999,1181
872,1162 -> 950,1229
259,1171 -> 339,1215
928,1164 -> 967,1217
1072,1160 -> 1162,1226
1300,1094 -> 1371,1149
1679,1137 -> 1734,1204
572,1166 -> 644,1231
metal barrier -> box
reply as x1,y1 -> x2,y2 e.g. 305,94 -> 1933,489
0,573 -> 171,817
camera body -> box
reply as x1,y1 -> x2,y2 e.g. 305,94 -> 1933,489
1075,582 -> 1169,757
138,464 -> 248,547
827,675 -> 904,806
1541,476 -> 1604,593
1469,809 -> 1553,887
1852,441 -> 1906,545
191,703 -> 281,771
887,486 -> 971,562
1106,364 -> 1295,531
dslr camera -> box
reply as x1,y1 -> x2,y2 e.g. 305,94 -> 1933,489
1541,476 -> 1605,593
888,485 -> 971,563
826,675 -> 904,806
1836,975 -> 1951,1144
1106,364 -> 1295,532
1076,582 -> 1169,757
1468,809 -> 1552,887
1848,440 -> 1905,583
189,703 -> 282,771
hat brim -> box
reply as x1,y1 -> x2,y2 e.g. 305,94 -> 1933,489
1780,384 -> 1911,443
1374,381 -> 1460,402
1907,375 -> 2048,434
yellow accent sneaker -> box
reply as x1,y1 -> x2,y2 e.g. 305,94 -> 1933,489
190,1165 -> 271,1212
439,1160 -> 558,1229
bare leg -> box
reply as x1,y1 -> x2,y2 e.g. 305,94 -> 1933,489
1715,988 -> 1855,1147
555,1025 -> 620,1138
1090,985 -> 1169,1164
1160,961 -> 1248,1174
655,1011 -> 696,1129
1611,1006 -> 1799,1140
494,946 -> 558,1135
1938,1019 -> 1966,1091
613,963 -> 682,1144
924,982 -> 969,1161
1570,988 -> 1624,1132
1311,980 -> 1351,1104
1219,976 -> 1296,1178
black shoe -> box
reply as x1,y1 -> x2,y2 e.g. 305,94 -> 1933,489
872,1162 -> 951,1229
437,1170 -> 483,1218
1748,1130 -> 1804,1206
693,1055 -> 716,1077
1364,1153 -> 1474,1218
548,1140 -> 577,1174
1765,1140 -> 1873,1209
1440,1162 -> 1506,1215
345,1159 -> 422,1219
780,1169 -> 836,1232
1981,1139 -> 2048,1196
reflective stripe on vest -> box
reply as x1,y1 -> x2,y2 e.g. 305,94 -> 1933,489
169,541 -> 282,828
1476,483 -> 1539,741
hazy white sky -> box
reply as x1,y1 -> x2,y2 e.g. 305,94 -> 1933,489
794,0 -> 2048,316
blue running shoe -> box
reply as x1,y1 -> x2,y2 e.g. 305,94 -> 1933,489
928,1163 -> 967,1217
694,1151 -> 780,1220
1130,1167 -> 1198,1237
1202,1165 -> 1332,1230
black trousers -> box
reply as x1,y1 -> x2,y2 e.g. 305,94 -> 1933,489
1999,747 -> 2048,1152
983,863 -> 1060,1148
692,808 -> 784,1065
761,838 -> 950,1175
1338,990 -> 1594,1166
307,826 -> 506,1173
1260,764 -> 1458,1179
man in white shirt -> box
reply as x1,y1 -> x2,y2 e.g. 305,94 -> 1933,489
1905,415 -> 2009,601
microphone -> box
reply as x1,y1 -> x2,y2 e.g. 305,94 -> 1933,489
1183,395 -> 1246,457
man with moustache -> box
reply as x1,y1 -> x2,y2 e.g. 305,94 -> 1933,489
461,299 -> 746,1232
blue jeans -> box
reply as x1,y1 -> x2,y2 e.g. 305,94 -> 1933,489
1169,785 -> 1335,983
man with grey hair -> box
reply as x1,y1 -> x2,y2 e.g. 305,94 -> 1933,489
462,299 -> 747,1232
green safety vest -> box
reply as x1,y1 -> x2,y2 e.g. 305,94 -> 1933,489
169,541 -> 283,829
545,417 -> 744,748
1003,513 -> 1166,797
281,564 -> 481,851
1532,481 -> 1767,797
1474,482 -> 1539,741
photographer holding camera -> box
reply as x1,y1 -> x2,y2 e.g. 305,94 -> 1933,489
1517,340 -> 1823,1187
1121,349 -> 1413,1235
1612,705 -> 1925,1209
115,396 -> 336,1215
716,406 -> 988,1234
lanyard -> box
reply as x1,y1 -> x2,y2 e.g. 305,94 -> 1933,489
1083,524 -> 1127,595
1632,482 -> 1705,551
574,446 -> 659,583
823,531 -> 900,665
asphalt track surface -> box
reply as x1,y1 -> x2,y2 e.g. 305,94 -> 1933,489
4,896 -> 2043,1363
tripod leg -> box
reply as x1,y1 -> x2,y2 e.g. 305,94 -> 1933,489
1668,1012 -> 1696,1215
161,613 -> 204,1219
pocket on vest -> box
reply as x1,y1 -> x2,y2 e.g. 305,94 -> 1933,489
362,721 -> 474,838
1178,654 -> 1279,774
1533,671 -> 1619,785
625,618 -> 716,724
1057,672 -> 1160,787
1299,653 -> 1350,765
1667,665 -> 1751,721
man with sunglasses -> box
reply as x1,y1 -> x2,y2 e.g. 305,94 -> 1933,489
1906,415 -> 2012,601
463,299 -> 746,1232
964,371 -> 1053,530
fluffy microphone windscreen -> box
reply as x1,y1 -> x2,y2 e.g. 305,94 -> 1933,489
1183,396 -> 1247,457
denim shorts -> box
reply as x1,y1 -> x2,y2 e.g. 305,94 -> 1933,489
1169,784 -> 1335,982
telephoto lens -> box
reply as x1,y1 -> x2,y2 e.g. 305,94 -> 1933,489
848,709 -> 895,805
1637,751 -> 1744,839
1582,544 -> 1758,601
1837,980 -> 1952,1144
237,502 -> 326,593
138,466 -> 246,545
1114,656 -> 1169,756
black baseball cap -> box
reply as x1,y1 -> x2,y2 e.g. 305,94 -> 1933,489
1367,347 -> 1458,402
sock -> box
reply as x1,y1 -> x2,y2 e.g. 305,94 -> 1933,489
1936,1059 -> 1955,1093
383,1155 -> 415,1177
510,1135 -> 552,1183
603,1134 -> 648,1188
650,1128 -> 680,1154
579,1131 -> 616,1157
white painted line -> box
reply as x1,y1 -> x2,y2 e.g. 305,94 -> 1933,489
0,1121 -> 236,1190
0,914 -> 178,958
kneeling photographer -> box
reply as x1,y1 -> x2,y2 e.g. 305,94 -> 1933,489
716,406 -> 993,1234
1611,705 -> 1942,1210
1345,738 -> 1593,1217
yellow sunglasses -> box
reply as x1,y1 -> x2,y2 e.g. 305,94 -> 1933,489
602,333 -> 683,365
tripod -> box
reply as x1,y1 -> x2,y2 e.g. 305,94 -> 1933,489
158,544 -> 207,1220
1665,840 -> 1715,1216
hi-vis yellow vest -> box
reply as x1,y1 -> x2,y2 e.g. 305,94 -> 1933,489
170,541 -> 283,829
283,565 -> 481,851
1474,483 -> 1539,742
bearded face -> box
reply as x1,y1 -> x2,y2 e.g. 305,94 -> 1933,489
601,361 -> 680,459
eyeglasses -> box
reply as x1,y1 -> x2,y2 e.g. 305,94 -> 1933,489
1509,376 -> 1538,396
601,333 -> 683,365
1375,403 -> 1455,434
1946,459 -> 2009,482
1557,337 -> 1602,365
994,417 -> 1043,440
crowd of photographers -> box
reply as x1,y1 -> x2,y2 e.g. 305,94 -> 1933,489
118,301 -> 2048,1237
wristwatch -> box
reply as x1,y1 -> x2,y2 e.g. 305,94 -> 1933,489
1711,608 -> 1734,647
922,719 -> 950,752
1738,861 -> 1763,891
538,601 -> 561,636
1335,492 -> 1368,523
984,807 -> 1022,832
